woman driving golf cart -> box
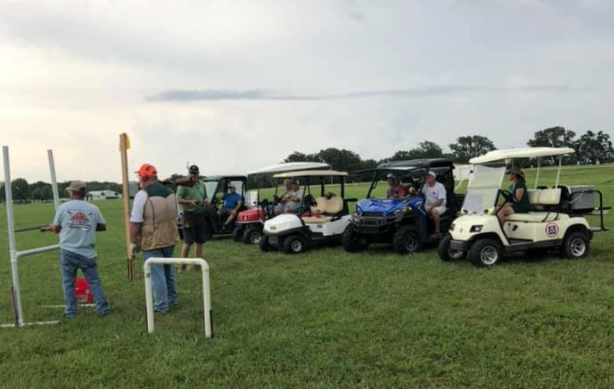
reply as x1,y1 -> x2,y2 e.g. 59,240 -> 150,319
497,166 -> 531,226
386,174 -> 406,198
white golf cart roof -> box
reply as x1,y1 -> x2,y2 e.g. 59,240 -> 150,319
247,162 -> 330,175
469,147 -> 574,164
273,170 -> 348,178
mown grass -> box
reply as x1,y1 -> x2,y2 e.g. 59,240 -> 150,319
0,165 -> 613,389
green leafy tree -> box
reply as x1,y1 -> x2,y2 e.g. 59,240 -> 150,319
575,131 -> 614,164
283,151 -> 320,163
449,135 -> 496,163
31,186 -> 53,200
11,178 -> 31,200
527,126 -> 576,148
386,141 -> 445,162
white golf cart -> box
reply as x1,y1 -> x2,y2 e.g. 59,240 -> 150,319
439,147 -> 610,267
259,170 -> 355,254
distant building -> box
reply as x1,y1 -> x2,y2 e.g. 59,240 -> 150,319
88,190 -> 122,201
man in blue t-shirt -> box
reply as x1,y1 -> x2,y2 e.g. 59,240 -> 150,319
52,180 -> 109,318
219,183 -> 243,230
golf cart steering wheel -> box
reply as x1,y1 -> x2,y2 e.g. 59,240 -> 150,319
499,189 -> 516,205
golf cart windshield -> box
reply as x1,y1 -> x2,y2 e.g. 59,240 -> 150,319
203,180 -> 219,198
462,165 -> 506,214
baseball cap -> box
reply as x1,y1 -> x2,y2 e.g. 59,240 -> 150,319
228,182 -> 236,188
386,173 -> 395,179
67,180 -> 86,192
136,163 -> 158,178
427,171 -> 437,178
188,165 -> 200,174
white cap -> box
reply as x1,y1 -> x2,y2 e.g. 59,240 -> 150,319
427,171 -> 437,178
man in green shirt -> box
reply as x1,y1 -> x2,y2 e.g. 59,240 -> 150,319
176,165 -> 208,272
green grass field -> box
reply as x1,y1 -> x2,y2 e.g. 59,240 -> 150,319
1,165 -> 613,389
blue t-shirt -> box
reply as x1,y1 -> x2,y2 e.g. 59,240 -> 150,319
222,193 -> 242,209
53,200 -> 106,259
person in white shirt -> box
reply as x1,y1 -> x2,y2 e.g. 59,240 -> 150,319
421,171 -> 447,236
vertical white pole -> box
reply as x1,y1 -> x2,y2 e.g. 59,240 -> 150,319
47,150 -> 60,211
555,156 -> 562,188
3,146 -> 24,326
144,264 -> 155,333
202,265 -> 212,338
534,158 -> 541,189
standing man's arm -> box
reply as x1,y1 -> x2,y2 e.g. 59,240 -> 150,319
96,207 -> 107,232
129,191 -> 147,246
52,206 -> 63,234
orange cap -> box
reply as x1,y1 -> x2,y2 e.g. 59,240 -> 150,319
136,163 -> 158,177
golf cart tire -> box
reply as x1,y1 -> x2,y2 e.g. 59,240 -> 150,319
393,226 -> 422,255
342,226 -> 369,253
561,230 -> 590,260
468,238 -> 503,267
438,234 -> 466,262
232,226 -> 244,242
259,235 -> 271,252
243,226 -> 263,245
283,235 -> 306,254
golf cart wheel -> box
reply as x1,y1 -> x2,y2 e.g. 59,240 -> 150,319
393,226 -> 422,255
243,226 -> 263,245
259,235 -> 271,252
232,226 -> 244,241
342,226 -> 369,253
561,231 -> 590,259
468,238 -> 503,267
283,235 -> 306,254
438,234 -> 466,262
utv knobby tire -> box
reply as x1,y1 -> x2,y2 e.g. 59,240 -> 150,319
259,235 -> 271,252
468,238 -> 503,267
232,226 -> 244,242
393,226 -> 422,255
243,226 -> 263,245
342,226 -> 369,253
283,235 -> 306,254
438,234 -> 466,262
561,231 -> 590,259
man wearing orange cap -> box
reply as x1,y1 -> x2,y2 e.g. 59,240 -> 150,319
129,164 -> 180,313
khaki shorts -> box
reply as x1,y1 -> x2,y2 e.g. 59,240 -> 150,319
428,206 -> 446,216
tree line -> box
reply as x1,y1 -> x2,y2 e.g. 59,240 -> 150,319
1,127 -> 612,200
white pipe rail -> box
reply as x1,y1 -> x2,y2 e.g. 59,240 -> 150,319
2,145 -> 61,328
144,258 -> 212,337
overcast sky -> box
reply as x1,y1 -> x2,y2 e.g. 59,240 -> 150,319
1,0 -> 613,182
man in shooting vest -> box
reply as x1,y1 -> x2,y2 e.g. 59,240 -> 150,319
129,163 -> 180,313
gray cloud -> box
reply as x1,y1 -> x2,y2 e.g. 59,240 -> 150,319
145,85 -> 598,103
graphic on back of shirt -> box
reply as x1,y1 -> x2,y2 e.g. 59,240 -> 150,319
67,209 -> 93,231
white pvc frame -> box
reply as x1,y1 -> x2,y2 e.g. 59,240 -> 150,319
2,146 -> 61,328
144,257 -> 212,337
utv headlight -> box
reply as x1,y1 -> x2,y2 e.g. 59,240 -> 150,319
470,225 -> 483,233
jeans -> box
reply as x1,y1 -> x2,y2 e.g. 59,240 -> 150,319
60,249 -> 109,316
143,245 -> 177,313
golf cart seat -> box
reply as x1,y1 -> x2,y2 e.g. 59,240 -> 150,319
506,188 -> 562,222
302,196 -> 344,224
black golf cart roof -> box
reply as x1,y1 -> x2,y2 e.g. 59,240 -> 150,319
203,175 -> 247,181
377,158 -> 454,170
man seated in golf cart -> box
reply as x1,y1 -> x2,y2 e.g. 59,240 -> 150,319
274,179 -> 292,215
422,171 -> 447,236
219,183 -> 244,230
282,179 -> 304,214
386,174 -> 406,198
496,166 -> 531,226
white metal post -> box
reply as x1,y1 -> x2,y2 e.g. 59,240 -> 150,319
144,258 -> 212,337
555,156 -> 562,188
534,158 -> 541,189
3,146 -> 24,326
47,150 -> 60,210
